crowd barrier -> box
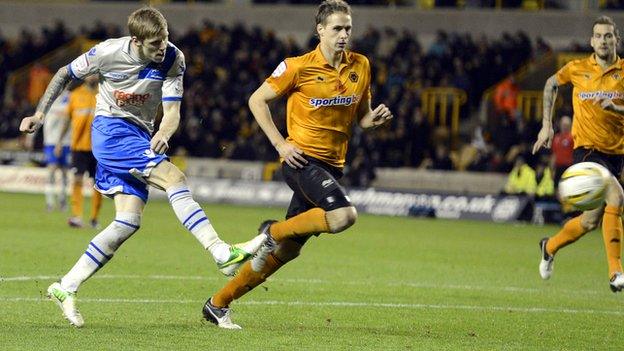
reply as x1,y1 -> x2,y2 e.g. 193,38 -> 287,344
0,164 -> 534,223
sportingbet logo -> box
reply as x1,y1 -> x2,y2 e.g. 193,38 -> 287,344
309,95 -> 359,108
114,90 -> 151,107
578,91 -> 624,101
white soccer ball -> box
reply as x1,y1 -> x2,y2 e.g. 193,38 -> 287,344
558,162 -> 610,211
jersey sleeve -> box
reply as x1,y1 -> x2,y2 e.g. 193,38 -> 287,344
162,51 -> 185,102
265,58 -> 299,96
67,43 -> 103,80
555,61 -> 574,85
362,57 -> 372,106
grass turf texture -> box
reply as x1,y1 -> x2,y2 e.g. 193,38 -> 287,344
1,192 -> 624,350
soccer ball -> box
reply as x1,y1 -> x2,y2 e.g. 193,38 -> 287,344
558,162 -> 610,211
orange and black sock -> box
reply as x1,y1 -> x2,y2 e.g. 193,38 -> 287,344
270,208 -> 330,242
602,205 -> 623,278
212,253 -> 283,308
90,190 -> 102,222
546,216 -> 587,256
70,182 -> 83,218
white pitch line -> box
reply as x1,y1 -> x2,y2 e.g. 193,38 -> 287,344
0,274 -> 602,295
0,296 -> 621,316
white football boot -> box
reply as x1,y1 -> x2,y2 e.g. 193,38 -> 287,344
47,282 -> 84,327
202,298 -> 242,330
539,238 -> 554,280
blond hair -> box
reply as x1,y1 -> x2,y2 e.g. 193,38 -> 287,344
315,0 -> 351,26
128,7 -> 168,41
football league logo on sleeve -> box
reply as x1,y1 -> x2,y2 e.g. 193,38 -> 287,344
74,55 -> 89,72
271,61 -> 287,78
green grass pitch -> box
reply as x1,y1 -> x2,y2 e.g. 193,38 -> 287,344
1,192 -> 624,350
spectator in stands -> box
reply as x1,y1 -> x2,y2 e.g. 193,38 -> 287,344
551,115 -> 573,184
1,15 -> 544,180
492,75 -> 520,123
27,63 -> 52,106
423,144 -> 454,171
406,106 -> 431,167
503,156 -> 536,195
535,160 -> 555,200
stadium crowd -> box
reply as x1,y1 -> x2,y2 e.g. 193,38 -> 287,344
0,18 -> 561,187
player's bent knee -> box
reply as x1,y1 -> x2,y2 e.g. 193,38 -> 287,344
273,239 -> 303,263
326,206 -> 358,233
580,209 -> 601,231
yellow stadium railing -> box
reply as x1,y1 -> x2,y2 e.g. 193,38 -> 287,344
263,161 -> 281,181
517,90 -> 543,121
517,90 -> 564,121
421,87 -> 467,138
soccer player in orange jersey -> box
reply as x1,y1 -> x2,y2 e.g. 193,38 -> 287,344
533,15 -> 624,292
202,0 -> 393,329
57,75 -> 103,229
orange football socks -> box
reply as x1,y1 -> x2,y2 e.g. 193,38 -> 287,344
269,208 -> 330,242
602,205 -> 623,278
70,182 -> 83,218
546,216 -> 586,255
90,190 -> 103,222
212,254 -> 283,308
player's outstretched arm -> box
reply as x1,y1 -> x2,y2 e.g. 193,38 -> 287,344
532,74 -> 559,154
151,101 -> 181,154
19,66 -> 73,134
249,82 -> 307,168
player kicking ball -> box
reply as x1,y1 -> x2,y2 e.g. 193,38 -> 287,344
19,7 -> 265,327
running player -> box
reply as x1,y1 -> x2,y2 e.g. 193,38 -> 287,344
42,90 -> 71,212
202,0 -> 393,329
533,15 -> 624,292
57,75 -> 103,228
19,7 -> 265,327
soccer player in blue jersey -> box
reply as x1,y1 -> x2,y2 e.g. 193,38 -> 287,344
19,7 -> 265,327
40,91 -> 71,212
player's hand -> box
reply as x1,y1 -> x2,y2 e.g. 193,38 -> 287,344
54,144 -> 63,158
276,141 -> 307,169
532,125 -> 554,154
370,104 -> 393,127
597,97 -> 618,113
150,131 -> 169,154
19,115 -> 43,134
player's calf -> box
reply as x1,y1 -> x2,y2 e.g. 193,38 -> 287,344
60,213 -> 141,292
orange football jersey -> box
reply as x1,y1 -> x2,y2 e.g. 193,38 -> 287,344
556,54 -> 624,155
266,45 -> 371,168
67,85 -> 97,151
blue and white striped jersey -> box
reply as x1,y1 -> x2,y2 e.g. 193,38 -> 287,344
68,37 -> 185,134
